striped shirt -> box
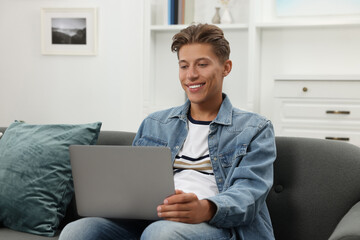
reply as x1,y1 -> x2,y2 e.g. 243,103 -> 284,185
173,114 -> 219,199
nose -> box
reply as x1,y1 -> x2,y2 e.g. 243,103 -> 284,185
187,65 -> 198,81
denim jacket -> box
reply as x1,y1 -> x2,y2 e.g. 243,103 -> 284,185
133,94 -> 276,240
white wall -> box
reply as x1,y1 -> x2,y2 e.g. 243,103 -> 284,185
0,0 -> 144,132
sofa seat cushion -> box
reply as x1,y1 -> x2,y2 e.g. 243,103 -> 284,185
0,122 -> 102,237
0,227 -> 59,240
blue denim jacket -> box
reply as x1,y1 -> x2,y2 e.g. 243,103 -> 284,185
133,94 -> 276,239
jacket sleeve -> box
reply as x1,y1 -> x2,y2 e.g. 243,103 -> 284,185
132,119 -> 145,146
207,120 -> 276,228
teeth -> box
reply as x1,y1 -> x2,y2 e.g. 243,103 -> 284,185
189,84 -> 203,89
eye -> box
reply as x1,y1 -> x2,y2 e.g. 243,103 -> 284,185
179,65 -> 188,69
198,63 -> 208,67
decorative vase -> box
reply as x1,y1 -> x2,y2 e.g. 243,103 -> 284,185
221,6 -> 232,24
212,7 -> 221,24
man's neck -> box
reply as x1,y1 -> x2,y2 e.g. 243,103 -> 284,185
189,99 -> 222,122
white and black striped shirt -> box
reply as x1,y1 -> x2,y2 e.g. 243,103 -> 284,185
173,115 -> 219,199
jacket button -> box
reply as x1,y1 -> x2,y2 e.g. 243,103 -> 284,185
274,185 -> 284,193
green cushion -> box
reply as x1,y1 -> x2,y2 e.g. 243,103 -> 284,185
0,121 -> 102,236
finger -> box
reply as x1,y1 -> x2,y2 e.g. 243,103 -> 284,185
164,192 -> 198,205
175,189 -> 184,194
158,203 -> 190,212
164,191 -> 187,204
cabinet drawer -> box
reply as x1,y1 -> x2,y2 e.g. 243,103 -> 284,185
277,126 -> 360,147
274,80 -> 360,99
276,100 -> 360,121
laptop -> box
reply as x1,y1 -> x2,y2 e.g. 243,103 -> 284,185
69,145 -> 175,220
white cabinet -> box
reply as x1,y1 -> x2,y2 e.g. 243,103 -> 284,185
273,76 -> 360,147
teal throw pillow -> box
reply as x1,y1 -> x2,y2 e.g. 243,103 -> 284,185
0,121 -> 102,236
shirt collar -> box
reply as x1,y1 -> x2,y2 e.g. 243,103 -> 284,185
169,93 -> 233,126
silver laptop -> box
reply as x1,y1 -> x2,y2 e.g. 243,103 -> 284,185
69,145 -> 175,220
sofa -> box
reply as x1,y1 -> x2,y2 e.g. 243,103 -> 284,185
0,127 -> 359,240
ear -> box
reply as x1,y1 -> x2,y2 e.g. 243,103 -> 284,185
223,60 -> 232,77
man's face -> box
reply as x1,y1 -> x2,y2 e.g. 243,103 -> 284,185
178,43 -> 231,107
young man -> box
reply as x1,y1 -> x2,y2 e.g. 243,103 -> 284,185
60,24 -> 276,240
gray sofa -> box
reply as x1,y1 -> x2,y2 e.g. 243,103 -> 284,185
0,127 -> 359,240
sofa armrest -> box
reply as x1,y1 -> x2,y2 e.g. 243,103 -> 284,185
329,201 -> 360,240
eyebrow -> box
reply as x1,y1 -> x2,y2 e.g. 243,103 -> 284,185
178,57 -> 211,64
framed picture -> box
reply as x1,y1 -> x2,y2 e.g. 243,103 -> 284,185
41,8 -> 97,55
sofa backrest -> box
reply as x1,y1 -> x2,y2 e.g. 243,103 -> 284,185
0,127 -> 6,136
267,137 -> 360,240
96,130 -> 136,146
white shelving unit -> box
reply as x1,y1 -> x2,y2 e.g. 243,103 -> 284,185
143,0 -> 360,145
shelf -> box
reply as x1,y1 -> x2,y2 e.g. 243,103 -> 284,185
149,23 -> 249,31
274,75 -> 360,81
255,20 -> 360,29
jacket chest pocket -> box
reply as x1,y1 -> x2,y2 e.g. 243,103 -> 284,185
219,144 -> 247,168
135,136 -> 168,147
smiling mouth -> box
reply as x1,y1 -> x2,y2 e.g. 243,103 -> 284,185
188,83 -> 205,89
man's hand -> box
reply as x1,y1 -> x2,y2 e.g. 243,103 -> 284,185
157,189 -> 217,224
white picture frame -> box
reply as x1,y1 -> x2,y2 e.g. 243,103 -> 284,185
41,8 -> 98,55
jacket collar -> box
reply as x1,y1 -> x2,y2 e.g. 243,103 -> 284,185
169,93 -> 233,126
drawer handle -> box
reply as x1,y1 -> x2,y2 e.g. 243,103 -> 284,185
326,110 -> 350,115
302,87 -> 308,92
325,137 -> 350,141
